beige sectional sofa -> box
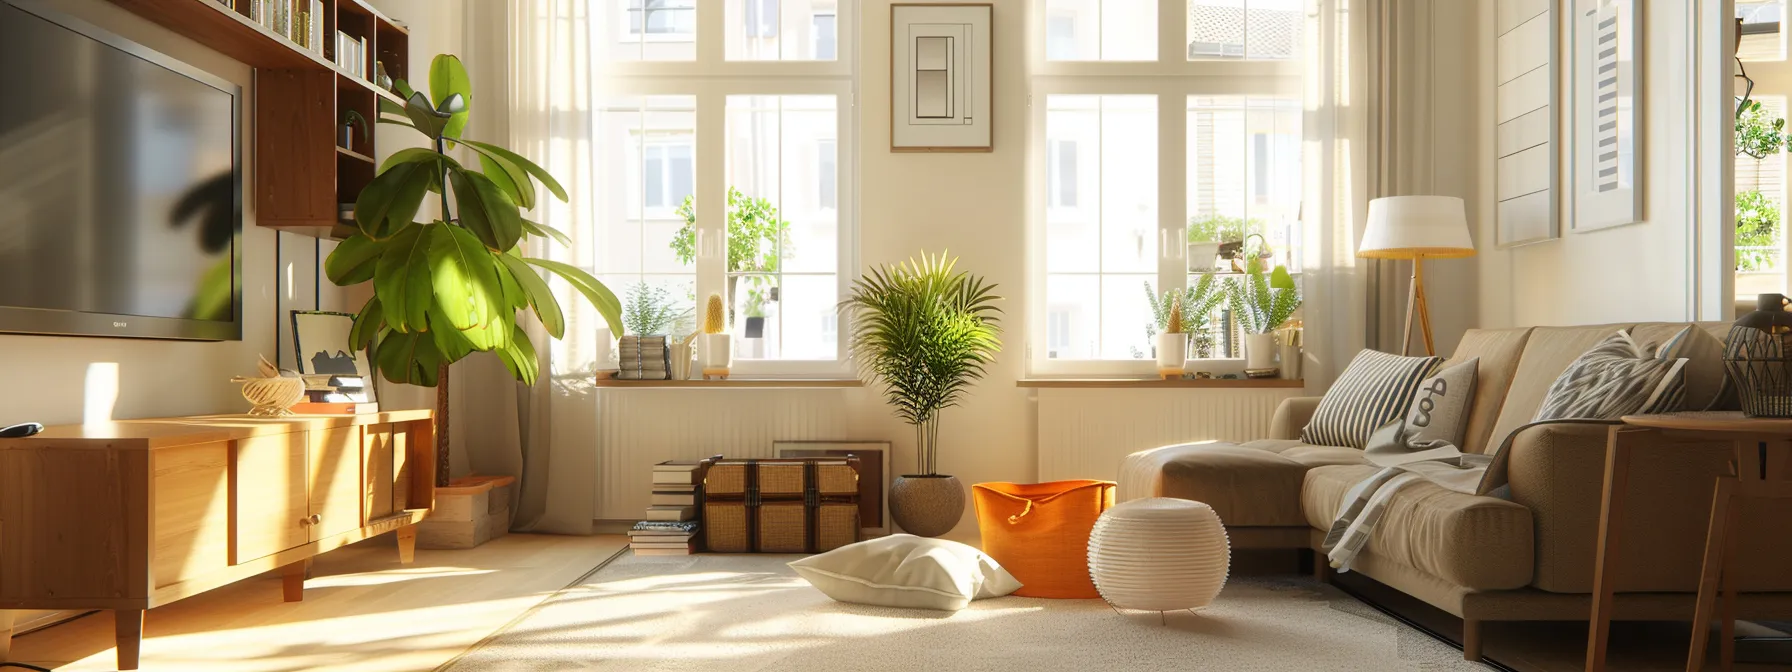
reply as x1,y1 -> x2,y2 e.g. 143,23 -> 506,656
1125,322 -> 1792,661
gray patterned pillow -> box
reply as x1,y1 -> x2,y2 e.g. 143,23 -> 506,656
1533,329 -> 1689,422
1302,350 -> 1443,449
1405,358 -> 1478,447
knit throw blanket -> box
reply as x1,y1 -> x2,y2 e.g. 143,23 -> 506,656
1319,417 -> 1493,573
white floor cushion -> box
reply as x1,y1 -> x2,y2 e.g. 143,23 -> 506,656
788,534 -> 1022,611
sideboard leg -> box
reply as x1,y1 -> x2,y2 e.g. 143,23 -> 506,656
397,524 -> 418,564
282,559 -> 310,602
115,609 -> 143,670
1,609 -> 15,661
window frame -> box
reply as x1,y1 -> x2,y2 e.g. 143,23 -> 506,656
598,2 -> 858,376
1027,1 -> 1302,377
624,0 -> 698,41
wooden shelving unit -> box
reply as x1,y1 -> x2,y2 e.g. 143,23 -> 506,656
105,0 -> 411,240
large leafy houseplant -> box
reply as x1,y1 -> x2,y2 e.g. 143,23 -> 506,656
324,55 -> 623,485
840,252 -> 1001,537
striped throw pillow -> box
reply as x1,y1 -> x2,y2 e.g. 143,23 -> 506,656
1301,350 -> 1444,449
1532,328 -> 1690,422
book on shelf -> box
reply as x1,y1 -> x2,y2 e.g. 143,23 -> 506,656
650,492 -> 696,506
628,541 -> 694,550
643,505 -> 695,522
290,402 -> 380,415
626,530 -> 695,541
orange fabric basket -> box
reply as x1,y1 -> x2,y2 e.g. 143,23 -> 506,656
972,480 -> 1116,598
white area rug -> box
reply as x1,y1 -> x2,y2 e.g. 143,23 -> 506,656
444,553 -> 1490,671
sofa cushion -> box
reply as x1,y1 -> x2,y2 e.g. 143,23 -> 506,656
1446,327 -> 1532,454
1303,465 -> 1535,591
1405,358 -> 1477,448
1532,329 -> 1689,422
1633,322 -> 1732,411
1154,442 -> 1363,528
1488,323 -> 1636,452
1301,350 -> 1443,449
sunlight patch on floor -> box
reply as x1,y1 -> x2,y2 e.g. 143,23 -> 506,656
304,566 -> 497,588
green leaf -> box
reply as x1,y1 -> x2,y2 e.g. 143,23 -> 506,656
461,140 -> 568,202
354,161 -> 432,239
403,91 -> 450,139
498,254 -> 565,339
429,55 -> 472,142
374,224 -> 434,332
379,97 -> 407,118
477,152 -> 536,210
374,329 -> 443,386
1269,264 -> 1296,291
449,168 -> 524,251
425,224 -> 505,334
520,218 -> 572,248
426,305 -> 478,362
378,147 -> 460,176
324,233 -> 382,285
349,295 -> 383,351
493,323 -> 539,386
393,78 -> 417,101
525,257 -> 623,336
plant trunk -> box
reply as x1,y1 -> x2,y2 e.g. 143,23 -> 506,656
436,361 -> 450,487
913,415 -> 941,476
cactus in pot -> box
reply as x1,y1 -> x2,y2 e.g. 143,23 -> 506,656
701,294 -> 732,379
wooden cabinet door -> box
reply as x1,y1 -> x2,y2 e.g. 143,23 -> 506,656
363,424 -> 394,521
308,427 -> 364,540
152,443 -> 230,589
393,425 -> 412,511
233,433 -> 309,563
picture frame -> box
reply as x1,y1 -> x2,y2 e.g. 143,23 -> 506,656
1570,0 -> 1644,232
290,310 -> 376,402
775,440 -> 891,535
1494,0 -> 1559,248
890,3 -> 993,152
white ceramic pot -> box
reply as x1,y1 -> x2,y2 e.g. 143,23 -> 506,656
669,343 -> 694,380
1244,332 -> 1278,371
1187,242 -> 1222,272
1154,332 -> 1188,378
701,333 -> 733,371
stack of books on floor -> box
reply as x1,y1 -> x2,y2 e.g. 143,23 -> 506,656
631,460 -> 703,555
616,335 -> 670,380
628,521 -> 698,556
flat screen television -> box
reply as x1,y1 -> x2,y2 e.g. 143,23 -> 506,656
0,0 -> 242,341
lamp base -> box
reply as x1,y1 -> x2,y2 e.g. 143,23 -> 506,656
1402,257 -> 1436,357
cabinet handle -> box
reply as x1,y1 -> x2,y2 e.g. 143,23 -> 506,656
309,514 -> 322,525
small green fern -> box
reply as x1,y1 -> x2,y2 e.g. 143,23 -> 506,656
1227,264 -> 1301,334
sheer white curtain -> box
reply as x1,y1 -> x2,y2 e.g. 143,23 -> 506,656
452,0 -> 602,535
1302,0 -> 1452,385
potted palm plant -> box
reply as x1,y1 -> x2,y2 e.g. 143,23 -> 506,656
840,252 -> 1002,537
324,55 -> 623,485
1227,256 -> 1301,372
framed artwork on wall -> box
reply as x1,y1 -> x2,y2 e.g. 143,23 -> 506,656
1494,0 -> 1558,247
291,310 -> 373,379
1571,0 -> 1644,232
890,3 -> 992,152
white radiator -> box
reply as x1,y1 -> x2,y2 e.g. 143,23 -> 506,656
595,389 -> 851,520
1034,388 -> 1304,483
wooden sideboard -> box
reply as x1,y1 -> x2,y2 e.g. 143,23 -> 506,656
0,411 -> 435,670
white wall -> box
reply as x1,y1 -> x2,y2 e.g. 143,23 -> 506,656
1474,0 -> 1702,328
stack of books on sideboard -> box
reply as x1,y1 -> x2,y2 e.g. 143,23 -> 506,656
616,335 -> 670,380
630,460 -> 703,556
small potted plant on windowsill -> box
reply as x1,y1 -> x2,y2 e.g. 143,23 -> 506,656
1145,272 -> 1225,377
1187,214 -> 1257,273
1227,252 -> 1302,372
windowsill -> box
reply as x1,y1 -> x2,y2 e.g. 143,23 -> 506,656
594,375 -> 862,389
1017,378 -> 1304,389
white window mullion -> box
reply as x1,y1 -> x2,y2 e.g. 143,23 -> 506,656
695,90 -> 727,340
1158,91 -> 1187,297
696,0 -> 725,67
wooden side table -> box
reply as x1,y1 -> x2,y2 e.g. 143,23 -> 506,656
1585,412 -> 1792,672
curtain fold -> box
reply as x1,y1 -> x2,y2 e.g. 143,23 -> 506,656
453,0 -> 602,535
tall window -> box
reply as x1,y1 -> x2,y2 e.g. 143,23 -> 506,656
1737,1 -> 1790,301
628,0 -> 697,35
1032,1 -> 1303,373
599,2 -> 855,373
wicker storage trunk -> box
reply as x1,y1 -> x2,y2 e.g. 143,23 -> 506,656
703,458 -> 860,553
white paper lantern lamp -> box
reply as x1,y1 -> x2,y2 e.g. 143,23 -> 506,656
1086,497 -> 1231,612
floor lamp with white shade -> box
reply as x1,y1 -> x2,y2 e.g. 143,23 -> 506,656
1358,196 -> 1475,356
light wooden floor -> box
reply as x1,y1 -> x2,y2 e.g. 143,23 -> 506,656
4,533 -> 627,672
